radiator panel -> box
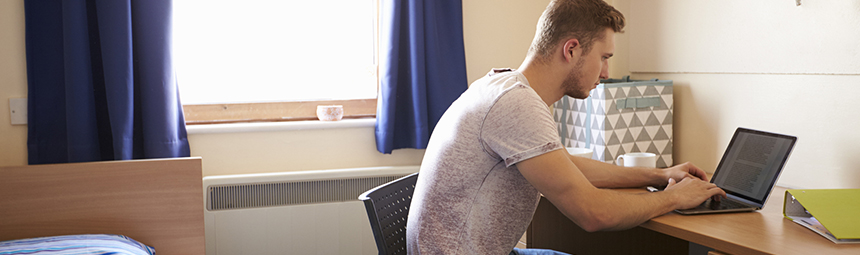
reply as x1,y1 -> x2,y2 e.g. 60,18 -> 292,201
203,166 -> 419,255
207,176 -> 402,210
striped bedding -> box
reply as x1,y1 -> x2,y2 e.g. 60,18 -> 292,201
0,234 -> 155,255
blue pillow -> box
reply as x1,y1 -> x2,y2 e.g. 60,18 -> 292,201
0,234 -> 155,255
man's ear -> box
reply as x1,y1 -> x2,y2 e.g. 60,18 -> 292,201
562,38 -> 582,63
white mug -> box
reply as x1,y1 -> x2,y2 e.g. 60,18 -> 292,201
566,147 -> 593,158
316,105 -> 344,121
615,152 -> 657,168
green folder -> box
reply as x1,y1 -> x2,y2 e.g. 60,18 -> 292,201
784,189 -> 860,244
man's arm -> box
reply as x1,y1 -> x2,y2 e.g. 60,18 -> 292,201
567,153 -> 708,188
518,149 -> 725,232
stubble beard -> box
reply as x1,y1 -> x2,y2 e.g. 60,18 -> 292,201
561,57 -> 591,99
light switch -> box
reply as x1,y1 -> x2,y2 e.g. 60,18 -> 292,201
9,98 -> 27,125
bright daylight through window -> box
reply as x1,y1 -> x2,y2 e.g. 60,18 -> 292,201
173,0 -> 378,123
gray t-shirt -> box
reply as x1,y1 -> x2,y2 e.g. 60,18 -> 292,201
407,69 -> 564,254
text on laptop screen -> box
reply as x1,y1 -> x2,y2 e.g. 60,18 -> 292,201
712,130 -> 795,202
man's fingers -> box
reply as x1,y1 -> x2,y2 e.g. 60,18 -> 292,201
690,168 -> 708,181
709,187 -> 727,199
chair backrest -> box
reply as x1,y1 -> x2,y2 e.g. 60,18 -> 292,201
358,173 -> 419,255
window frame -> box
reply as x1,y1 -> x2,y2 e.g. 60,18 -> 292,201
183,99 -> 377,125
180,0 -> 380,125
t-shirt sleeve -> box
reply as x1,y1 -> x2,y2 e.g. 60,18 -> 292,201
481,85 -> 564,167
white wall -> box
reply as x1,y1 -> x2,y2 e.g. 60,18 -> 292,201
0,0 -> 28,167
462,0 -> 551,83
187,122 -> 426,176
628,0 -> 860,75
616,0 -> 860,189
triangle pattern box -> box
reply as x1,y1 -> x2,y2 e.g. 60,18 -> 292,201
553,76 -> 673,167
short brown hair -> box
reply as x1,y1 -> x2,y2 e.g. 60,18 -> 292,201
529,0 -> 625,61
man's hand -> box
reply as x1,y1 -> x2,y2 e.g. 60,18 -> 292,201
664,177 -> 727,209
660,162 -> 708,184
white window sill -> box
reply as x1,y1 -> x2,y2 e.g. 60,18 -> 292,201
186,118 -> 376,135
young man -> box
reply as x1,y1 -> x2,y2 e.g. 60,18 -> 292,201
406,0 -> 726,254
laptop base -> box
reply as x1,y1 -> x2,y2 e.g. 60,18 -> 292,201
675,198 -> 760,215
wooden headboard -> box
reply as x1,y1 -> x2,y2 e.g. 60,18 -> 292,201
0,157 -> 205,255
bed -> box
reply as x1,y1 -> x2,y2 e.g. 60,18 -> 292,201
0,157 -> 205,254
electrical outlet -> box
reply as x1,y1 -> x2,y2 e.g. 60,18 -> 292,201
9,98 -> 27,125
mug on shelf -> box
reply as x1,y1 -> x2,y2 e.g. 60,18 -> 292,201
316,105 -> 344,121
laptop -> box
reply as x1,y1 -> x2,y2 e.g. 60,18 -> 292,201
675,127 -> 797,215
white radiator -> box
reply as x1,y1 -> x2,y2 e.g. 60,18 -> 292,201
203,166 -> 419,255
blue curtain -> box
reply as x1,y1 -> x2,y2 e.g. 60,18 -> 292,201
24,0 -> 189,164
376,0 -> 468,154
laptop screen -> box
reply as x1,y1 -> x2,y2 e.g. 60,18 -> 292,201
711,128 -> 797,204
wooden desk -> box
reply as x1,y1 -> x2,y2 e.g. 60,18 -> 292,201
528,186 -> 860,255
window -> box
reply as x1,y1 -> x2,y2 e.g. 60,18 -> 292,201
173,0 -> 378,124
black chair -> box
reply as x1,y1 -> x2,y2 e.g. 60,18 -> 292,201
358,173 -> 419,255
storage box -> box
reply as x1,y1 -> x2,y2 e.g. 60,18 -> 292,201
553,76 -> 673,167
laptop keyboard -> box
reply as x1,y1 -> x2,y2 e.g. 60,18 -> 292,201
707,198 -> 749,210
